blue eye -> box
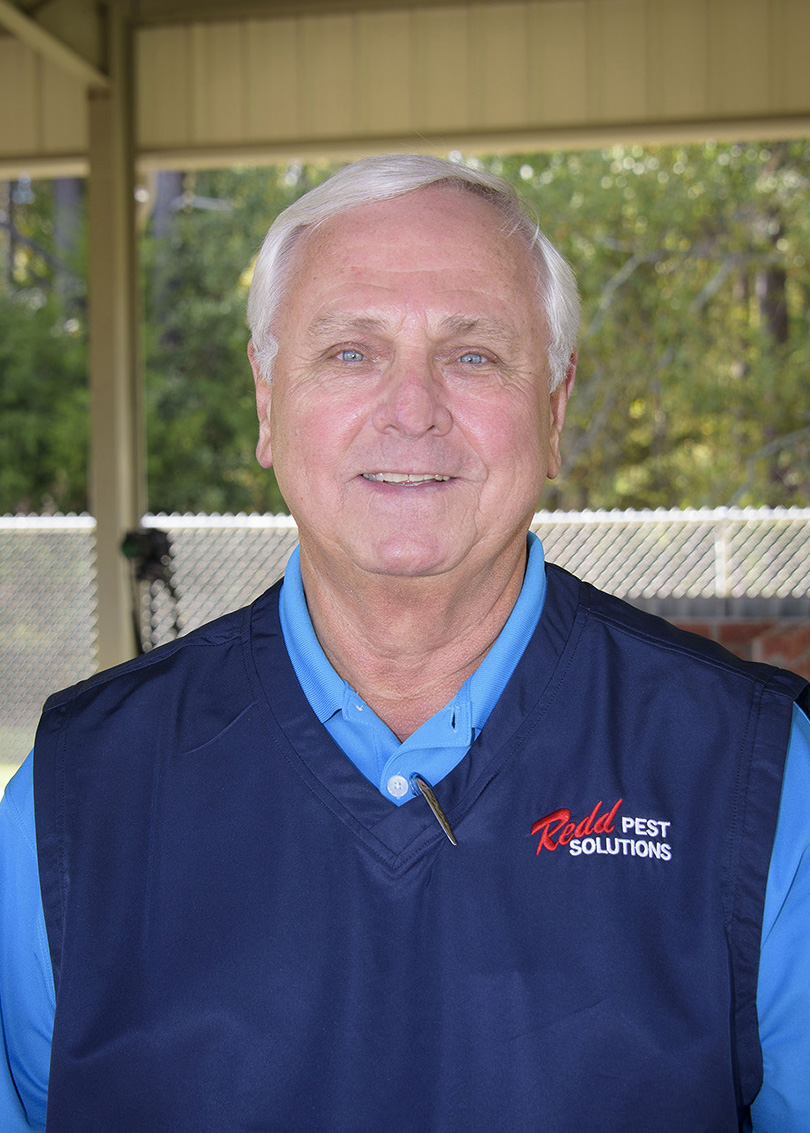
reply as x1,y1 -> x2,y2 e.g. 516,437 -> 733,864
337,348 -> 365,363
459,352 -> 487,365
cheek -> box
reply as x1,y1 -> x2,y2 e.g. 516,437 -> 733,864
271,393 -> 365,478
466,400 -> 547,469
272,390 -> 322,450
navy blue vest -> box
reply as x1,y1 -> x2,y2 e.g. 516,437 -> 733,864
34,565 -> 807,1132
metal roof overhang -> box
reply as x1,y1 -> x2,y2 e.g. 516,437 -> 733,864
2,0 -> 810,666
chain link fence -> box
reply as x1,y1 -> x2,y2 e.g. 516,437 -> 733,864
531,508 -> 810,603
139,515 -> 299,647
1,517 -> 97,777
3,507 -> 810,780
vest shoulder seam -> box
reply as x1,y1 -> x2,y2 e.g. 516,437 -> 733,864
40,601 -> 258,713
577,582 -> 798,694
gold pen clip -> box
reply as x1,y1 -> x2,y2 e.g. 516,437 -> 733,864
410,774 -> 458,846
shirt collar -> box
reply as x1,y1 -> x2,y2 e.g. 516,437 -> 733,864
279,533 -> 547,740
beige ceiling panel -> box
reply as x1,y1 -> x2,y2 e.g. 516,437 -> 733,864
589,0 -> 649,123
35,0 -> 104,73
0,39 -> 40,152
123,0 -> 810,166
191,22 -> 248,142
708,0 -> 771,116
40,55 -> 88,153
299,13 -> 356,136
773,0 -> 810,111
526,1 -> 590,125
526,1 -> 588,124
354,9 -> 413,134
410,6 -> 471,132
244,17 -> 301,140
136,27 -> 191,148
469,3 -> 529,127
647,0 -> 710,120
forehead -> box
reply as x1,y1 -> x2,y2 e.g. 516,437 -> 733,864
277,185 -> 539,328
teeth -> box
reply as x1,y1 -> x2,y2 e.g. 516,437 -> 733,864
363,472 -> 449,484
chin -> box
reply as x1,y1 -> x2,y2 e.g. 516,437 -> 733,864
355,535 -> 460,578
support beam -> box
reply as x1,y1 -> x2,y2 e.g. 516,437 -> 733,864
0,0 -> 108,88
87,2 -> 143,669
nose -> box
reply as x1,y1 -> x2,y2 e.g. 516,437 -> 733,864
372,360 -> 453,438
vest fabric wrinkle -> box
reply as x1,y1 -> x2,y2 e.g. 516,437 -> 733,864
33,565 -> 807,1132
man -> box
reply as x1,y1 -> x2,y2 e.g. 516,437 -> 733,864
1,154 -> 809,1131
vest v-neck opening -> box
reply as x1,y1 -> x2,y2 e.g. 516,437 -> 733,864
246,569 -> 586,869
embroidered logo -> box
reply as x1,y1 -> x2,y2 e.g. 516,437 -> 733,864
531,799 -> 672,861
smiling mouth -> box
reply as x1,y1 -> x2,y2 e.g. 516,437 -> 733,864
362,472 -> 450,484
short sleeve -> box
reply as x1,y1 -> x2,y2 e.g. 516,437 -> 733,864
752,704 -> 810,1130
0,754 -> 55,1130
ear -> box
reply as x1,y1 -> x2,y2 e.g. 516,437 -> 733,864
249,340 -> 274,469
546,350 -> 577,481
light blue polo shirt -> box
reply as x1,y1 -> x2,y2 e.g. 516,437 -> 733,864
279,533 -> 548,804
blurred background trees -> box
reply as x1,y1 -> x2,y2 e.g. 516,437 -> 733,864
139,162 -> 343,514
1,141 -> 809,516
0,176 -> 88,513
492,141 -> 810,511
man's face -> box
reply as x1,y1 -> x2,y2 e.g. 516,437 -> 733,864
250,185 -> 574,586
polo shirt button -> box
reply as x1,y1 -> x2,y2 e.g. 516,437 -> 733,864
387,774 -> 409,798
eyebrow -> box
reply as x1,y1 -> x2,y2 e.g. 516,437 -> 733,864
306,311 -> 522,350
436,314 -> 522,349
306,313 -> 388,339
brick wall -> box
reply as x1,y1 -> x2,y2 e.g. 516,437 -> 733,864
675,619 -> 810,680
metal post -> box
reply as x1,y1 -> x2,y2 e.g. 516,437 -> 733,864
87,1 -> 143,669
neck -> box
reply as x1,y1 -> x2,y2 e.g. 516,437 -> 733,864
298,543 -> 527,741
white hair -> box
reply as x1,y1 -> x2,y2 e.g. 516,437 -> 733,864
246,153 -> 580,389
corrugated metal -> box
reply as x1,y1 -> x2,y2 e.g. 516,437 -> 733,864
2,0 -> 810,173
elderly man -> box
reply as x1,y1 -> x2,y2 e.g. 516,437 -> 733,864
1,155 -> 809,1131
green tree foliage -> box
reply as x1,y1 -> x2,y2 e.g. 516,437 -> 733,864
2,144 -> 809,515
143,163 -> 339,514
0,293 -> 87,512
480,142 -> 810,509
0,178 -> 88,513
